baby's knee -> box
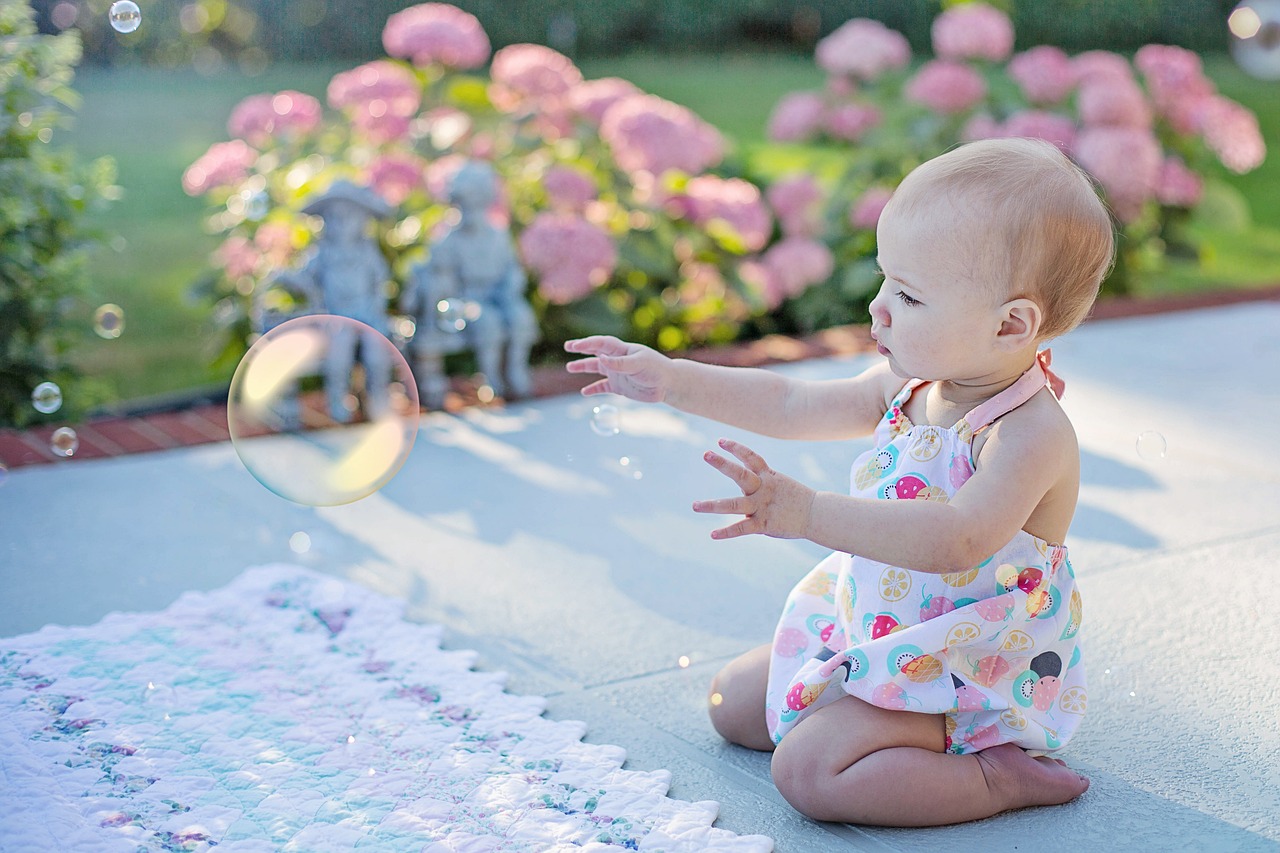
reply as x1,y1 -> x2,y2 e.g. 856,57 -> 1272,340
770,737 -> 830,820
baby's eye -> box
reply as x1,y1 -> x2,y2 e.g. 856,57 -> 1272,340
895,290 -> 921,307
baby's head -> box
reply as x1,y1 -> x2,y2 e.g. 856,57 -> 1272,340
878,137 -> 1115,341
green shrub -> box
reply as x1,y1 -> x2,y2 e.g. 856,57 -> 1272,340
0,0 -> 116,428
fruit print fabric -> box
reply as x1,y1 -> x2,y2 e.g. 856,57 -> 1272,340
764,354 -> 1087,756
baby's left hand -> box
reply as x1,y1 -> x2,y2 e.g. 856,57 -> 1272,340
694,438 -> 816,540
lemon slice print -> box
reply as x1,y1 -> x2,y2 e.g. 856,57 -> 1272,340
1059,686 -> 1087,714
879,567 -> 912,602
945,621 -> 981,648
1001,630 -> 1035,653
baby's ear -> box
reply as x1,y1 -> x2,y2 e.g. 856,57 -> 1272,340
996,298 -> 1042,349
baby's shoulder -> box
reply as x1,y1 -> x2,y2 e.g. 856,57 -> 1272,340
979,387 -> 1078,463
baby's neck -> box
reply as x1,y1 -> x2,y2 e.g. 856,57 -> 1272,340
932,358 -> 1036,411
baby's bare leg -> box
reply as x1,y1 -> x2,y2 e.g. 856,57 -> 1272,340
771,695 -> 1088,826
707,643 -> 775,752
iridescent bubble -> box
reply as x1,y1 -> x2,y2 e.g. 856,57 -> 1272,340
143,681 -> 176,719
93,304 -> 125,339
108,0 -> 141,33
590,404 -> 620,436
31,382 -> 62,414
289,531 -> 311,554
1135,430 -> 1167,460
227,314 -> 420,507
618,455 -> 643,480
50,427 -> 78,457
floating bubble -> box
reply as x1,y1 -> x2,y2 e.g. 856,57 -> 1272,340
143,681 -> 176,719
31,382 -> 62,414
50,427 -> 78,457
677,655 -> 690,668
227,314 -> 420,506
590,404 -> 620,436
1135,430 -> 1167,460
93,304 -> 125,339
289,531 -> 311,554
618,455 -> 643,480
108,0 -> 141,33
434,298 -> 482,333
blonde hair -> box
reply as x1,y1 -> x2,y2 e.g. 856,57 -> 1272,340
881,137 -> 1115,340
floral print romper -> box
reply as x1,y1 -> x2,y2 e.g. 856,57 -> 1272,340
764,353 -> 1087,755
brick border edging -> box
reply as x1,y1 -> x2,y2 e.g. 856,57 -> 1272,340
2,285 -> 1277,471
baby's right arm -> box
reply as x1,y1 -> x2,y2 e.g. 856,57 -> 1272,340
564,335 -> 896,440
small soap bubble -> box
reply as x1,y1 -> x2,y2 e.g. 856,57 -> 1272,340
618,455 -> 643,479
143,681 -> 176,717
590,404 -> 620,436
50,427 -> 78,457
93,304 -> 125,339
227,314 -> 420,506
1135,430 -> 1167,460
108,0 -> 141,32
677,655 -> 690,668
288,531 -> 311,554
31,382 -> 62,414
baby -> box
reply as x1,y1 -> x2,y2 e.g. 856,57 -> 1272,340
564,137 -> 1115,827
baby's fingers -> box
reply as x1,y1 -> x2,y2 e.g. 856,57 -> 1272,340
703,449 -> 762,494
710,517 -> 763,540
692,496 -> 751,515
565,356 -> 603,375
717,438 -> 768,475
564,335 -> 629,357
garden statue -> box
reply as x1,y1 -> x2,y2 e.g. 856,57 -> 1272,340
268,180 -> 396,424
401,161 -> 538,409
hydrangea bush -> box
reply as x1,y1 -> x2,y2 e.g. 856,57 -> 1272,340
185,2 -> 794,374
0,0 -> 116,428
758,1 -> 1267,335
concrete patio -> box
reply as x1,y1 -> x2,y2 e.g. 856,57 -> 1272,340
2,302 -> 1278,851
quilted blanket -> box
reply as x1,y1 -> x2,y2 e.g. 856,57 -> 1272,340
0,565 -> 773,852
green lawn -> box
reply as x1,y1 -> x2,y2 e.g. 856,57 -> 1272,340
59,52 -> 1280,405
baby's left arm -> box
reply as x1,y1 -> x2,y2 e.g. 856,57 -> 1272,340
696,411 -> 1075,572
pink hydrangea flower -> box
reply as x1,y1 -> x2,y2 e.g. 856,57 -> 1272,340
1001,110 -> 1077,150
815,18 -> 911,81
227,90 -> 322,146
767,91 -> 825,143
543,165 -> 597,211
568,77 -> 642,126
599,93 -> 724,177
382,3 -> 490,69
424,153 -> 468,202
213,235 -> 258,279
1072,50 -> 1133,87
1134,44 -> 1217,134
682,175 -> 773,253
824,102 -> 882,142
1155,156 -> 1203,208
518,212 -> 617,304
741,237 -> 834,309
1073,126 -> 1162,223
1077,79 -> 1152,129
1008,46 -> 1076,105
905,60 -> 987,115
253,222 -> 295,267
364,152 -> 427,206
961,113 -> 1002,142
489,44 -> 583,112
849,186 -> 893,231
182,139 -> 258,196
1194,96 -> 1266,174
932,2 -> 1014,62
767,175 -> 824,238
328,61 -> 421,115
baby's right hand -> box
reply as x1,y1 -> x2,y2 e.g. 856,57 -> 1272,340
564,336 -> 672,403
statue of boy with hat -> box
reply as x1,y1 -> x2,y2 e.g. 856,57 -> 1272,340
271,179 -> 397,423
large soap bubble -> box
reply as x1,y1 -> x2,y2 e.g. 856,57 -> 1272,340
227,314 -> 420,506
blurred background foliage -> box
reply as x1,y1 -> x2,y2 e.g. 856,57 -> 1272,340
33,0 -> 1246,68
6,0 -> 1277,422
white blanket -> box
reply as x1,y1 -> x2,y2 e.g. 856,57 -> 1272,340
0,565 -> 773,852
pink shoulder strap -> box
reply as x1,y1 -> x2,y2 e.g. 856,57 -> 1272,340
963,350 -> 1064,434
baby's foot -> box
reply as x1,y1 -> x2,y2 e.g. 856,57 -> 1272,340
976,743 -> 1089,812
